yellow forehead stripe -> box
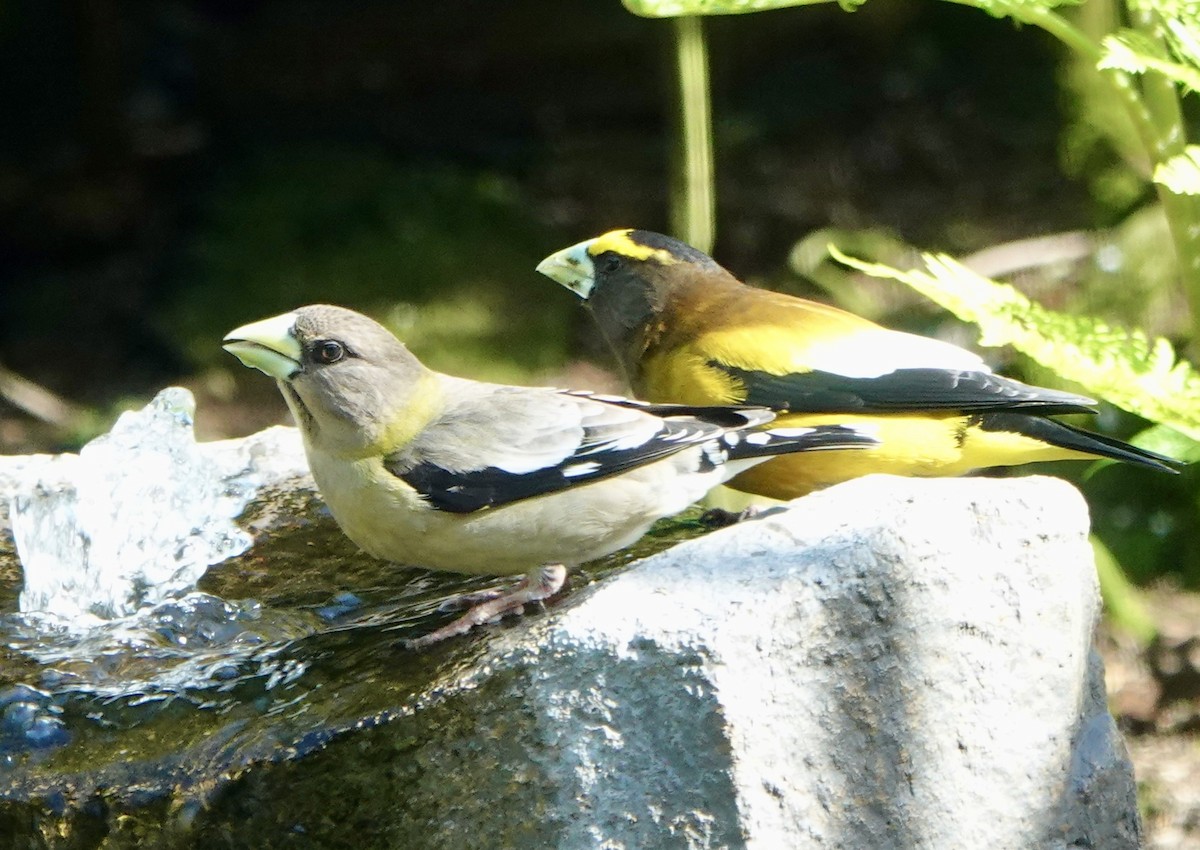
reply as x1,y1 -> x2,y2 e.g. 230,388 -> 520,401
588,229 -> 679,265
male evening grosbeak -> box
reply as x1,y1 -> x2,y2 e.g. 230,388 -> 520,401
223,305 -> 877,644
536,229 -> 1178,500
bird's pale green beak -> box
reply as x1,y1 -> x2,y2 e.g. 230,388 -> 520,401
223,312 -> 303,380
535,239 -> 597,300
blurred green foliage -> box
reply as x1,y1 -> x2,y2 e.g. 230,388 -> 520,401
1061,1 -> 1150,215
646,0 -> 1200,341
1093,536 -> 1158,642
670,16 -> 716,253
168,145 -> 571,384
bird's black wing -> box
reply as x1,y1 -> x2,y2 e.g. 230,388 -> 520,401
716,363 -> 1097,415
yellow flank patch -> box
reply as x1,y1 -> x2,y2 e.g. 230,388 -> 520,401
639,349 -> 746,404
588,230 -> 679,265
722,412 -> 1098,500
695,326 -> 823,377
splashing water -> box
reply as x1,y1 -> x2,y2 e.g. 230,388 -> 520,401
0,388 -> 694,788
12,388 -> 266,625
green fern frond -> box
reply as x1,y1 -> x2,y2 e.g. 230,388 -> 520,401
958,0 -> 1082,19
1100,28 -> 1171,70
1164,14 -> 1200,66
1126,2 -> 1200,62
830,246 -> 1200,442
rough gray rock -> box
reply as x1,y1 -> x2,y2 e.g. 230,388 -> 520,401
179,474 -> 1139,850
525,474 -> 1141,850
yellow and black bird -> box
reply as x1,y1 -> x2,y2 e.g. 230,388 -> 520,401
536,228 -> 1179,500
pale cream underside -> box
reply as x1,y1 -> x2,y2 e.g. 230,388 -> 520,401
304,441 -> 740,576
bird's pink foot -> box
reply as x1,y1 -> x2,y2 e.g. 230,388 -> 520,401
407,564 -> 568,648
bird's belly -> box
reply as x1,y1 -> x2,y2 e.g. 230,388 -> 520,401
306,452 -> 707,577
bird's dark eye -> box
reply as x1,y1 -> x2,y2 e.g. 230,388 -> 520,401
313,340 -> 345,364
602,254 -> 622,274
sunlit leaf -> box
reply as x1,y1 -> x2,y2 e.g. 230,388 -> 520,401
1100,31 -> 1200,91
1099,29 -> 1170,72
831,246 -> 1200,443
622,0 -> 858,18
1091,0 -> 1200,36
1154,146 -> 1200,194
1095,10 -> 1200,91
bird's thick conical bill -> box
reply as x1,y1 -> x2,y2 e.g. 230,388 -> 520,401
535,240 -> 597,299
222,312 -> 302,380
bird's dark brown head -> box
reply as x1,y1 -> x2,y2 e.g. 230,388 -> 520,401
537,229 -> 736,382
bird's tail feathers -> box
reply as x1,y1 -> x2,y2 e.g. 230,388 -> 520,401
979,413 -> 1182,473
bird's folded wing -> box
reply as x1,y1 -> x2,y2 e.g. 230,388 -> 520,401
384,388 -> 730,513
714,362 -> 1098,415
561,390 -> 776,429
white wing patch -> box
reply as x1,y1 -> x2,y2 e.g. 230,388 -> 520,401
562,461 -> 602,477
804,328 -> 989,378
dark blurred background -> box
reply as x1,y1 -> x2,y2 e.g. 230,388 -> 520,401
0,0 -> 1085,438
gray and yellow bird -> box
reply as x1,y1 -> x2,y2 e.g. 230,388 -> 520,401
223,304 -> 878,644
536,228 -> 1179,500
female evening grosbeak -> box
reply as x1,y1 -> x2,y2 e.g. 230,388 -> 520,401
536,229 -> 1178,500
223,305 -> 877,644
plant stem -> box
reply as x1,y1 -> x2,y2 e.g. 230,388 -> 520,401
1128,6 -> 1200,341
671,15 -> 716,253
